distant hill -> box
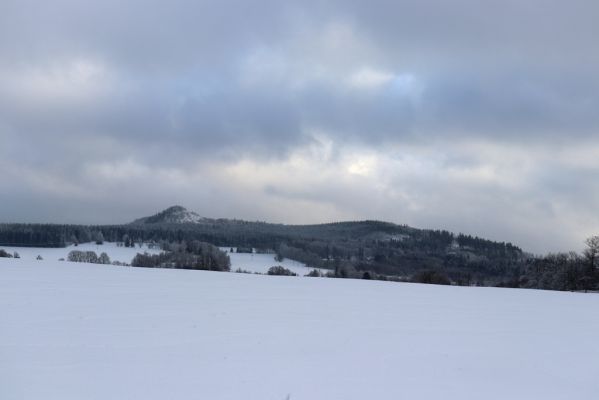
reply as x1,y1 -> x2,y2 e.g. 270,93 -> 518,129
131,206 -> 417,241
131,206 -> 207,225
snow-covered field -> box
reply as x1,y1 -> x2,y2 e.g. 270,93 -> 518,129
0,242 -> 161,264
220,247 -> 322,275
1,258 -> 599,400
0,243 -> 318,275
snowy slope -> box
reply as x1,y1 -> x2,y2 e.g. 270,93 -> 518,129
1,259 -> 598,400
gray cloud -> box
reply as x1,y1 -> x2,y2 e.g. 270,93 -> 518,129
1,0 -> 598,253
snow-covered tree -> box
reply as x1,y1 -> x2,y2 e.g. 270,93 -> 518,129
98,252 -> 111,265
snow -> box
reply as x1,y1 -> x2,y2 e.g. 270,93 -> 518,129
157,206 -> 205,223
173,210 -> 204,223
0,242 -> 161,264
0,244 -> 320,275
1,258 -> 599,400
220,247 -> 323,275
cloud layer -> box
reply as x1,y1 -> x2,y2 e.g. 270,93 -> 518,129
1,0 -> 598,253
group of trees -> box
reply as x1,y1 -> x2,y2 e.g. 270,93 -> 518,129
119,234 -> 137,248
267,266 -> 297,276
498,236 -> 599,291
0,249 -> 19,258
67,250 -> 111,265
131,240 -> 230,271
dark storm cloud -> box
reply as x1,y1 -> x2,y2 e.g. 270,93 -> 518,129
1,0 -> 598,252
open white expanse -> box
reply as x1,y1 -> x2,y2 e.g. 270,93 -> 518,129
0,244 -> 318,275
220,247 -> 321,275
1,259 -> 598,400
0,242 -> 161,264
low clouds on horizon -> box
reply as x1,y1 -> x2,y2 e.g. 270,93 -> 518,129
1,0 -> 598,253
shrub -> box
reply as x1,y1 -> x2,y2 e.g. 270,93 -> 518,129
305,269 -> 322,277
0,249 -> 13,258
411,270 -> 451,285
98,252 -> 111,265
267,266 -> 297,276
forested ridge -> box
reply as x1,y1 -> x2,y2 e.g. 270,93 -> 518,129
1,206 -> 597,290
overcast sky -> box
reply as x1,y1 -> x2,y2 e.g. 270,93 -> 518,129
1,0 -> 598,253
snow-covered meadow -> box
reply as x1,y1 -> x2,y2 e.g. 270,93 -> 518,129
220,247 -> 321,275
1,257 -> 598,400
0,242 -> 162,264
0,243 -> 318,275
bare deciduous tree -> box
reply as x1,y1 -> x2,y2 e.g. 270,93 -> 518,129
584,235 -> 599,271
